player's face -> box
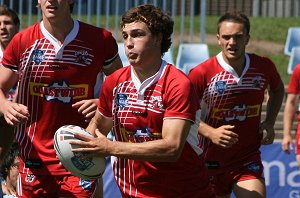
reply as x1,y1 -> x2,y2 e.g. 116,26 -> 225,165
122,21 -> 161,67
0,15 -> 18,49
8,156 -> 20,188
217,21 -> 249,64
38,0 -> 73,20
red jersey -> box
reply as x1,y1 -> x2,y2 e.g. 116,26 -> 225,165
189,53 -> 281,170
2,20 -> 118,175
99,62 -> 213,197
288,64 -> 300,119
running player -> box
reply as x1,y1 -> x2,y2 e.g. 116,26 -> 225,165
70,4 -> 215,198
188,11 -> 284,198
0,0 -> 122,197
282,64 -> 300,167
0,5 -> 20,161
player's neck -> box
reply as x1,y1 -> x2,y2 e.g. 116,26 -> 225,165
42,16 -> 74,45
224,56 -> 246,76
132,58 -> 162,83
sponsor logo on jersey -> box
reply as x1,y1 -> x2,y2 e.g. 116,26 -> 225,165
49,64 -> 69,70
214,80 -> 227,94
31,49 -> 45,64
75,50 -> 91,65
253,76 -> 263,88
80,179 -> 93,190
120,127 -> 161,143
29,81 -> 88,103
115,93 -> 128,109
211,104 -> 260,121
25,174 -> 35,183
246,162 -> 261,173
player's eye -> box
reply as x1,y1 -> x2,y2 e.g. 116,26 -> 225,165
122,33 -> 128,40
222,35 -> 231,40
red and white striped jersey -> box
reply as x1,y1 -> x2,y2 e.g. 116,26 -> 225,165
98,61 -> 212,197
189,52 -> 282,170
2,20 -> 118,175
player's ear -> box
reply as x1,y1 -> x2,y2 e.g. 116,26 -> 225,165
217,34 -> 221,45
246,34 -> 250,45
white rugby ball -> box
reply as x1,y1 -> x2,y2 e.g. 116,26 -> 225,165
54,125 -> 106,180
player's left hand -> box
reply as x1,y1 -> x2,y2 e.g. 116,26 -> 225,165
72,99 -> 98,122
259,120 -> 275,145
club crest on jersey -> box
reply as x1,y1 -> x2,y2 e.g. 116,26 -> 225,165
115,93 -> 128,109
149,96 -> 164,110
214,81 -> 227,94
25,174 -> 35,183
253,76 -> 263,88
75,50 -> 91,64
31,49 -> 45,64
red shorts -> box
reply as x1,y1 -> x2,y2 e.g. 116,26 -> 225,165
206,154 -> 264,196
17,173 -> 97,198
295,131 -> 300,154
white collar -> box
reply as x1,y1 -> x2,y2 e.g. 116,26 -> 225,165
40,19 -> 79,55
131,60 -> 168,96
216,52 -> 250,82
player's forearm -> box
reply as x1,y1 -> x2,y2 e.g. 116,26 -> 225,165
107,138 -> 182,162
86,110 -> 112,136
107,119 -> 190,162
265,81 -> 285,125
198,120 -> 215,140
0,90 -> 8,114
283,103 -> 296,137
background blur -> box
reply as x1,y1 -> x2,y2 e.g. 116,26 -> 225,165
1,1 -> 299,197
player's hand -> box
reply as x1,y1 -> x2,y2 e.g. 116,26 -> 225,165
72,99 -> 98,122
281,134 -> 293,154
259,121 -> 275,145
70,129 -> 109,157
1,100 -> 29,126
210,125 -> 238,148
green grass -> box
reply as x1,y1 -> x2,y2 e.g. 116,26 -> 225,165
22,15 -> 296,84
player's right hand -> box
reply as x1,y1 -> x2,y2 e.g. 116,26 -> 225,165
1,100 -> 29,126
210,125 -> 238,148
281,134 -> 293,154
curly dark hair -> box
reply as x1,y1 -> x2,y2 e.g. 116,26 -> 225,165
0,143 -> 19,179
120,4 -> 174,55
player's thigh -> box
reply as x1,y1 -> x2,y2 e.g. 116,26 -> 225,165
233,178 -> 266,198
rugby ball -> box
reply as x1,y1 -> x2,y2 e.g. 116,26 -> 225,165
54,125 -> 106,180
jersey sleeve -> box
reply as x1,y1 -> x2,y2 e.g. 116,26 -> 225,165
164,71 -> 199,123
98,75 -> 114,118
288,64 -> 300,94
102,30 -> 118,70
188,64 -> 207,102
